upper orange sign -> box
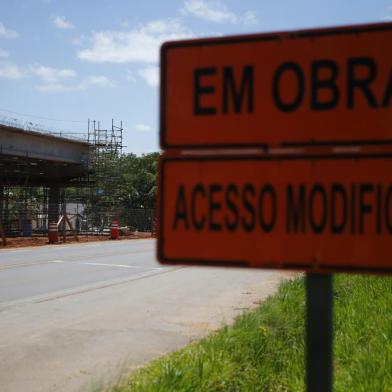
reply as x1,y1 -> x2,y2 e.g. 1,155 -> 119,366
160,22 -> 392,149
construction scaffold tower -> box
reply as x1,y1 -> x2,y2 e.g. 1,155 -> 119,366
87,118 -> 123,157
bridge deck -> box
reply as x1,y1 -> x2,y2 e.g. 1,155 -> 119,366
0,124 -> 92,186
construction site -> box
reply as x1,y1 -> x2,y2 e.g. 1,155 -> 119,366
0,116 -> 156,247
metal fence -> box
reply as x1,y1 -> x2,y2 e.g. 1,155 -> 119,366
0,202 -> 155,238
80,206 -> 155,234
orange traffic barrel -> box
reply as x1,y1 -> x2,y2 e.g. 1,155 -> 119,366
48,221 -> 58,243
111,220 -> 119,240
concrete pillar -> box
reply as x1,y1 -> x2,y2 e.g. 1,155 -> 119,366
0,186 -> 3,221
48,186 -> 60,224
60,189 -> 66,242
0,186 -> 6,245
43,187 -> 48,230
4,188 -> 9,234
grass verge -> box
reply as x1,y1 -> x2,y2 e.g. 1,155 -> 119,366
109,274 -> 391,392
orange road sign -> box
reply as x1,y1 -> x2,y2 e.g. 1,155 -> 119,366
160,22 -> 392,149
158,154 -> 392,273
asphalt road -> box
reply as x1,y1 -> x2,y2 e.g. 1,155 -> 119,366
0,239 -> 289,392
0,239 -> 169,305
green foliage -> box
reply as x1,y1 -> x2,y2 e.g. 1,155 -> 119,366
333,275 -> 392,392
84,151 -> 159,216
116,152 -> 159,209
108,275 -> 392,392
1,187 -> 45,222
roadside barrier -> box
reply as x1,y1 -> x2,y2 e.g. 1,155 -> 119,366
110,220 -> 119,240
48,221 -> 58,243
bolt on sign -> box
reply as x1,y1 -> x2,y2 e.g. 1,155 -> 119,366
160,22 -> 392,149
158,155 -> 392,273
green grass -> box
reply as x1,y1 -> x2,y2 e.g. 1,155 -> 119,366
109,275 -> 392,392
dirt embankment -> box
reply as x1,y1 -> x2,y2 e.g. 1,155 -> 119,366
0,232 -> 153,249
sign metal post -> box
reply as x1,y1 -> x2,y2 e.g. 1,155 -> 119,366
306,274 -> 333,392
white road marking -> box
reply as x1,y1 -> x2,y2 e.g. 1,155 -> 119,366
83,262 -> 163,270
47,259 -> 164,270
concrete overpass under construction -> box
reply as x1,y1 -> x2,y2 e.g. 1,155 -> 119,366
0,124 -> 91,187
0,119 -> 123,240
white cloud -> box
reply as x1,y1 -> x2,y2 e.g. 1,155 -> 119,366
82,75 -> 114,87
381,5 -> 392,20
139,66 -> 159,88
78,19 -> 192,64
30,63 -> 77,83
181,0 -> 258,25
119,19 -> 130,29
0,48 -> 9,59
0,62 -> 25,79
135,123 -> 152,132
77,18 -> 196,88
0,58 -> 112,91
52,16 -> 75,30
0,62 -> 78,84
242,11 -> 258,26
36,83 -> 71,92
182,0 -> 237,23
0,23 -> 19,39
36,74 -> 114,92
126,70 -> 136,82
72,34 -> 88,46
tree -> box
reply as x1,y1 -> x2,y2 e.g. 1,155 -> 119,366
117,152 -> 159,209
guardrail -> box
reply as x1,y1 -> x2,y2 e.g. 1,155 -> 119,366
0,116 -> 89,143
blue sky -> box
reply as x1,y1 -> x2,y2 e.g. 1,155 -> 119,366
0,0 -> 391,154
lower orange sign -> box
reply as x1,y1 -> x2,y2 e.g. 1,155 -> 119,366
158,154 -> 392,273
